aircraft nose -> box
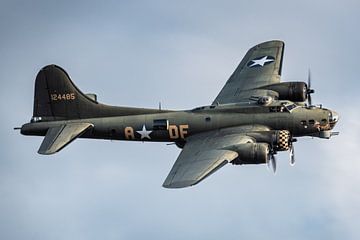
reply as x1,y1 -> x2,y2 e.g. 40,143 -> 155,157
329,110 -> 339,128
331,111 -> 339,122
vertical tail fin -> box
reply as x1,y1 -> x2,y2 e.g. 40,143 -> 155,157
33,65 -> 98,120
32,64 -> 164,122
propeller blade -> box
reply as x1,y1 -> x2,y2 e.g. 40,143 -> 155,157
306,69 -> 314,106
308,94 -> 312,106
272,154 -> 277,173
267,154 -> 276,174
290,144 -> 295,166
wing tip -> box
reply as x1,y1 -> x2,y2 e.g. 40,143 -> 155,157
251,40 -> 284,50
162,180 -> 198,189
37,149 -> 56,155
249,40 -> 285,75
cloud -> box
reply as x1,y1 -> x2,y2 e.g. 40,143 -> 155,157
317,107 -> 360,239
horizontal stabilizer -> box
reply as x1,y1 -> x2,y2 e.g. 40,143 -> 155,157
38,123 -> 93,155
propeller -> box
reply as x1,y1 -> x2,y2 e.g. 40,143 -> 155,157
306,70 -> 315,106
289,143 -> 295,166
267,152 -> 277,174
267,136 -> 297,173
289,136 -> 297,166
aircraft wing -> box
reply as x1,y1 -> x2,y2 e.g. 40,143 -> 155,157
213,40 -> 285,104
163,125 -> 269,188
38,122 -> 93,155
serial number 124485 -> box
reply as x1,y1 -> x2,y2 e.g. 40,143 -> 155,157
50,93 -> 76,101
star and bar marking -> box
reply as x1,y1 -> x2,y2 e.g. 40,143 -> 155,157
247,56 -> 275,68
136,125 -> 152,140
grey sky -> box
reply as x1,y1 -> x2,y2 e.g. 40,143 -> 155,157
1,0 -> 359,239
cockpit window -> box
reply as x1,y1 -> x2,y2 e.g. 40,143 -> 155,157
192,106 -> 206,111
269,106 -> 285,112
285,103 -> 298,112
192,105 -> 216,111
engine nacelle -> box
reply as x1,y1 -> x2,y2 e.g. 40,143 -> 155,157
246,130 -> 291,151
231,143 -> 269,165
260,82 -> 307,102
275,130 -> 291,151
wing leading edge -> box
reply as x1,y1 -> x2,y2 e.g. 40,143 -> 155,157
213,40 -> 285,104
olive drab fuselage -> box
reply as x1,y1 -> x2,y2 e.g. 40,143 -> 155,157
21,102 -> 333,143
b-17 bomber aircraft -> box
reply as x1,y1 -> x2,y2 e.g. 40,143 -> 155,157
18,40 -> 339,188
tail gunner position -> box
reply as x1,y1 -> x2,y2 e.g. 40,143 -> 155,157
18,40 -> 339,188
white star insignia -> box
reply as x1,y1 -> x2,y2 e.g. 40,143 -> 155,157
249,56 -> 275,67
136,125 -> 152,140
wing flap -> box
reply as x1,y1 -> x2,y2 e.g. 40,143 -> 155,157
38,122 -> 93,155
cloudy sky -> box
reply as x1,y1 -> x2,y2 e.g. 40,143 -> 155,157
1,0 -> 359,239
